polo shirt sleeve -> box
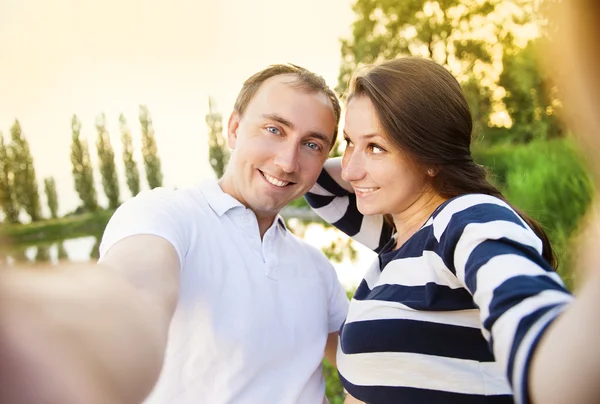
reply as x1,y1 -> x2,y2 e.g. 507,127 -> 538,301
306,244 -> 350,333
99,188 -> 190,270
327,269 -> 350,333
306,169 -> 393,253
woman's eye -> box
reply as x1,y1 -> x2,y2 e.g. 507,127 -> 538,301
267,126 -> 281,135
369,144 -> 385,154
344,137 -> 354,147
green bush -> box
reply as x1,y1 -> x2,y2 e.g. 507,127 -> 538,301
324,359 -> 345,403
474,138 -> 595,288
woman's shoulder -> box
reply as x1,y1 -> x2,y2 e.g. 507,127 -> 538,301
429,193 -> 527,239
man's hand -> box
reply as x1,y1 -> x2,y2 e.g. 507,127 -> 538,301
0,235 -> 180,404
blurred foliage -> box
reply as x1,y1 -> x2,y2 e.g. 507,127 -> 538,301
323,359 -> 345,403
119,114 -> 142,198
497,38 -> 564,143
474,138 -> 594,288
139,105 -> 164,189
70,115 -> 99,213
206,97 -> 230,179
0,209 -> 114,246
0,130 -> 20,223
10,120 -> 42,221
44,177 -> 59,219
95,113 -> 121,210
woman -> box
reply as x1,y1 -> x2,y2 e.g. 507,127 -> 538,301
306,57 -> 572,403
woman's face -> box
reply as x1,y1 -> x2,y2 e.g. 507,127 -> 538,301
341,95 -> 434,217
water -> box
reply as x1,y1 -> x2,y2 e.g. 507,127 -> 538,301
1,235 -> 100,266
2,225 -> 373,289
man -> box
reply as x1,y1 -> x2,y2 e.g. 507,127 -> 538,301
0,64 -> 348,404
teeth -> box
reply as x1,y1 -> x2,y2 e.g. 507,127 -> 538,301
263,172 -> 289,187
356,187 -> 378,193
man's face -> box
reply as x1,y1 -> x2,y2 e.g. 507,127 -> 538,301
222,74 -> 336,220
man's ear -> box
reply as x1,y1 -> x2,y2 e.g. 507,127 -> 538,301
227,111 -> 241,149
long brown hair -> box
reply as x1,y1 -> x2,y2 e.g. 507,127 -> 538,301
347,57 -> 557,269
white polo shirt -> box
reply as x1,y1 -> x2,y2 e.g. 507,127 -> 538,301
99,180 -> 349,404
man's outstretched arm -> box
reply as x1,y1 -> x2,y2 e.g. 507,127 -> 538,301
0,235 -> 180,404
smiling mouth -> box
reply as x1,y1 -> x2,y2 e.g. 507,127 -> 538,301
354,186 -> 379,195
259,170 -> 294,188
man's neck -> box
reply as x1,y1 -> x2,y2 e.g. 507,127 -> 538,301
217,176 -> 277,240
255,212 -> 278,240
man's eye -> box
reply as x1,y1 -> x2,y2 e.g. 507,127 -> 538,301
305,142 -> 321,151
267,126 -> 281,135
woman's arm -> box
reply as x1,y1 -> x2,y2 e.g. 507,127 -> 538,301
306,158 -> 393,253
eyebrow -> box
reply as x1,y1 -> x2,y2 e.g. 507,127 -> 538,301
263,113 -> 333,148
343,130 -> 381,140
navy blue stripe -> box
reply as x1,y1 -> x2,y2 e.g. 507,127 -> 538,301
340,319 -> 494,361
483,275 -> 569,332
353,282 -> 477,311
380,225 -> 437,264
340,374 -> 515,404
304,192 -> 336,209
514,312 -> 558,404
464,237 -> 553,293
376,222 -> 394,254
505,303 -> 564,386
353,278 -> 373,300
315,168 -> 349,196
436,202 -> 527,275
332,193 -> 363,237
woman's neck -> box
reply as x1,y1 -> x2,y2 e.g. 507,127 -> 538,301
392,192 -> 447,249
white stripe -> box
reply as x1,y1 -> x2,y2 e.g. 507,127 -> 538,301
363,259 -> 383,291
454,221 -> 544,284
433,195 -> 525,241
475,254 -> 566,328
345,298 -> 482,328
308,182 -> 335,196
352,214 -> 385,250
312,195 -> 349,224
338,351 -> 512,395
490,290 -> 573,374
365,251 -> 465,289
511,303 -> 569,404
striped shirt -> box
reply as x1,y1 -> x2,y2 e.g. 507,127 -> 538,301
306,170 -> 573,404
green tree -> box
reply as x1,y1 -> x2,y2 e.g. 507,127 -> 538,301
139,105 -> 163,189
89,235 -> 101,260
119,114 -> 141,197
44,177 -> 59,219
0,131 -> 19,223
70,115 -> 99,212
95,113 -> 120,209
498,38 -> 563,143
337,0 -> 534,131
57,241 -> 69,260
206,97 -> 230,178
10,120 -> 42,221
35,245 -> 51,262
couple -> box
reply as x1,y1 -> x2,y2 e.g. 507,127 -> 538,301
0,57 -> 580,404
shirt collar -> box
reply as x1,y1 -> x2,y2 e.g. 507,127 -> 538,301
200,180 -> 288,233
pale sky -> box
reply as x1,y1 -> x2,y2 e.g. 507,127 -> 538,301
0,0 -> 355,214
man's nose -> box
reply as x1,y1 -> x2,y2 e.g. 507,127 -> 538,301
273,142 -> 300,174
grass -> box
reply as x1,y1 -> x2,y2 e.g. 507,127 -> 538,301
0,210 -> 114,246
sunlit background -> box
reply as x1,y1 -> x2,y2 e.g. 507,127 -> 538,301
2,1 -> 597,400
0,0 -> 355,211
0,0 -> 594,295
